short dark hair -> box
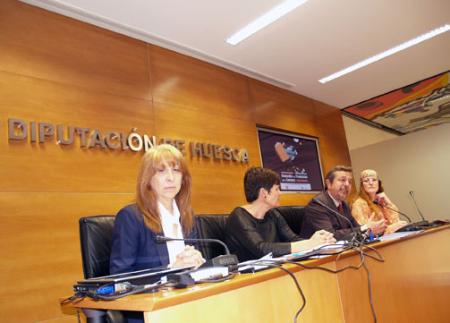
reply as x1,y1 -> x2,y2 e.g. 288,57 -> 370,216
324,165 -> 352,186
244,167 -> 280,202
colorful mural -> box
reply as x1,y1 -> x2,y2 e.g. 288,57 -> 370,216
343,71 -> 450,134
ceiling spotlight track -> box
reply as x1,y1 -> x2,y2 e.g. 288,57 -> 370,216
319,24 -> 450,84
226,0 -> 309,45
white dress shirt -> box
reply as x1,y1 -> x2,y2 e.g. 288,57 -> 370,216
159,200 -> 185,265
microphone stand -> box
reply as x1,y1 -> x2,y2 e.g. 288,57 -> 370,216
155,236 -> 239,267
373,200 -> 414,223
155,235 -> 231,254
373,201 -> 429,229
312,198 -> 367,246
409,191 -> 428,223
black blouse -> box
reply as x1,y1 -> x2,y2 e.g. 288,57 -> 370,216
225,207 -> 302,262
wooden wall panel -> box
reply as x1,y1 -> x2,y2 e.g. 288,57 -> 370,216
150,46 -> 252,121
0,192 -> 134,322
313,101 -> 352,172
0,0 -> 151,100
0,1 -> 351,322
250,80 -> 317,135
0,71 -> 153,192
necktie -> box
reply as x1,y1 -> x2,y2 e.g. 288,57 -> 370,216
337,203 -> 348,227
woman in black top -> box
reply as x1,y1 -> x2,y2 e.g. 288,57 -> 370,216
226,167 -> 335,262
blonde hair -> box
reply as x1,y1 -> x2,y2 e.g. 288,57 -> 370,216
360,169 -> 378,180
351,170 -> 382,215
136,144 -> 194,235
358,185 -> 381,214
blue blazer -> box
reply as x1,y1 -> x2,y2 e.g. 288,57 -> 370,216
109,204 -> 198,274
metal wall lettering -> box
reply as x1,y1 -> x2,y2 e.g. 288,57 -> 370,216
7,118 -> 249,163
190,141 -> 248,163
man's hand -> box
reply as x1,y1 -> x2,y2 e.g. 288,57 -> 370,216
366,213 -> 387,235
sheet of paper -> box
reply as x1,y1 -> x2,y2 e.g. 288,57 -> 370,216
379,231 -> 422,241
238,253 -> 273,272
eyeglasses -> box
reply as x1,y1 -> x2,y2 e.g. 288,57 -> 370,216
362,177 -> 378,183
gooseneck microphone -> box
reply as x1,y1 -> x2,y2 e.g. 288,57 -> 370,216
409,191 -> 427,222
155,235 -> 239,267
373,200 -> 430,231
155,235 -> 231,255
373,200 -> 413,223
312,198 -> 365,242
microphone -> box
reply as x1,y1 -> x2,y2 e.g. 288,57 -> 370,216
373,200 -> 429,232
373,200 -> 413,223
155,235 -> 230,254
312,198 -> 365,242
155,235 -> 238,267
409,191 -> 427,222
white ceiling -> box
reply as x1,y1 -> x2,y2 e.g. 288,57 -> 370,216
22,0 -> 450,108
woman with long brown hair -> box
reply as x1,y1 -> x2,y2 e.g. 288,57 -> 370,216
351,169 -> 407,235
110,144 -> 204,274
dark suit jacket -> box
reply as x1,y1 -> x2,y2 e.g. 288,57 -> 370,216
301,192 -> 359,240
109,204 -> 197,274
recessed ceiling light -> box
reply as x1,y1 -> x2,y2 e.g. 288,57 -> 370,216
319,24 -> 450,84
226,0 -> 309,46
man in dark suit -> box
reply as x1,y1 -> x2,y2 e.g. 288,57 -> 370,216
301,165 -> 386,240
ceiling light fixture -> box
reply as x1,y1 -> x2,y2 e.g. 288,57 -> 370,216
319,24 -> 450,84
226,0 -> 309,45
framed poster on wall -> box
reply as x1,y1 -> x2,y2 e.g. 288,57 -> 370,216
257,127 -> 324,192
